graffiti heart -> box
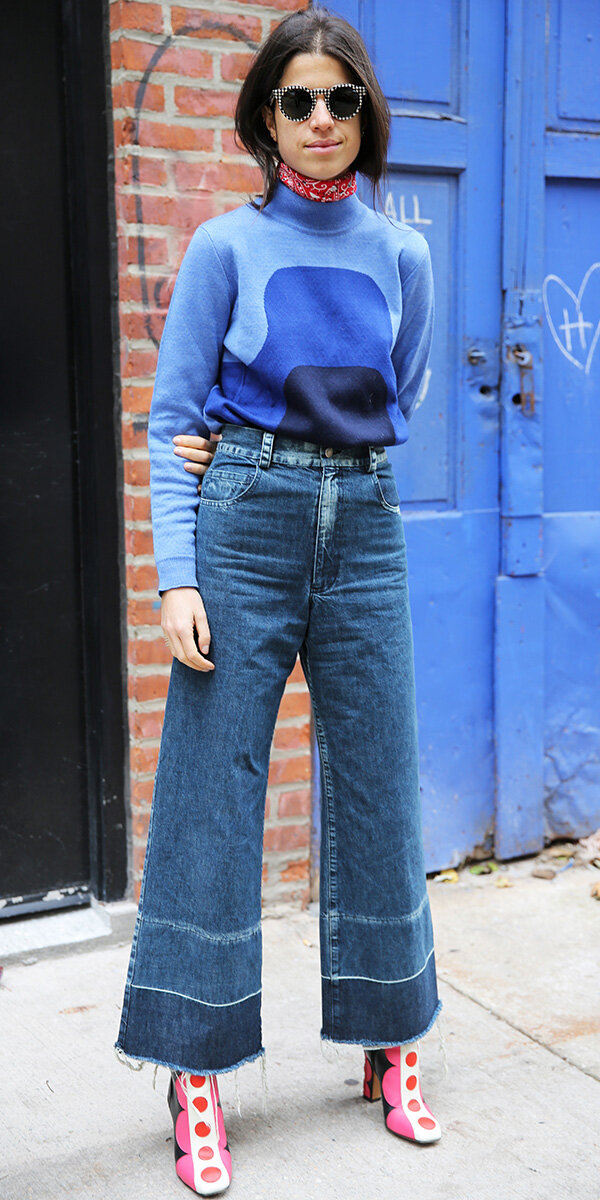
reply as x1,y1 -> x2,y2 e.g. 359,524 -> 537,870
542,263 -> 600,375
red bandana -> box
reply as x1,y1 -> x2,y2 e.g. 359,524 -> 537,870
277,160 -> 357,202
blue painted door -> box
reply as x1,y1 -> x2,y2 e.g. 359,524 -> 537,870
313,0 -> 600,874
495,0 -> 600,855
323,0 -> 505,870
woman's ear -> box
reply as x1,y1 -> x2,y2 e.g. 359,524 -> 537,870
262,103 -> 277,143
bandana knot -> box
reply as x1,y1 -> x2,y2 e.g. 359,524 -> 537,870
277,160 -> 357,202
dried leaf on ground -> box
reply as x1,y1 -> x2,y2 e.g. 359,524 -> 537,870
433,869 -> 460,884
590,880 -> 600,900
577,828 -> 600,865
494,875 -> 514,888
469,860 -> 499,875
532,867 -> 556,880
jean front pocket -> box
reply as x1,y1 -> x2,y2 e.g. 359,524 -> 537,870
371,463 -> 401,513
199,452 -> 261,507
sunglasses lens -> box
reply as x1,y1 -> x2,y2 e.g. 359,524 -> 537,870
329,86 -> 362,119
279,88 -> 313,120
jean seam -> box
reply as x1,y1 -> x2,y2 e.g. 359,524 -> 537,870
338,892 -> 429,925
141,915 -> 261,944
301,639 -> 340,1034
130,983 -> 262,1008
320,943 -> 435,985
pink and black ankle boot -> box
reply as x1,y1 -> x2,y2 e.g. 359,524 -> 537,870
167,1070 -> 232,1195
363,1044 -> 441,1143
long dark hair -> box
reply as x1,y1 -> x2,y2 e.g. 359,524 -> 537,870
235,5 -> 390,211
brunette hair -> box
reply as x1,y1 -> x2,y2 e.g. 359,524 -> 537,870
235,4 -> 390,211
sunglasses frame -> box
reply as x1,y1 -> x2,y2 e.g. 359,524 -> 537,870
269,83 -> 367,123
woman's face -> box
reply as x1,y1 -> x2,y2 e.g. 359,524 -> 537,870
263,53 -> 362,180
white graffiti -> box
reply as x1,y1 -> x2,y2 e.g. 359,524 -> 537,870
542,263 -> 600,374
384,192 -> 433,226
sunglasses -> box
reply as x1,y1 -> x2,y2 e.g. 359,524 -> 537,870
269,84 -> 367,123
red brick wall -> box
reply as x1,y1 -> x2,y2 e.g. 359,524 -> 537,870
109,0 -> 312,907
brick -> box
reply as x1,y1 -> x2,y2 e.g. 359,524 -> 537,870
287,656 -> 306,684
129,635 -> 172,665
115,79 -> 165,113
263,824 -> 310,852
121,157 -> 168,189
174,87 -> 237,119
131,812 -> 152,841
277,689 -> 310,720
137,121 -> 214,153
121,348 -> 158,379
280,859 -> 310,883
272,722 -> 310,751
131,743 -> 160,774
171,7 -> 262,44
130,673 -> 170,702
131,777 -> 155,807
254,0 -> 308,8
174,160 -> 261,193
221,129 -> 248,157
130,710 -> 164,740
126,561 -> 159,592
278,788 -> 311,818
125,526 -> 154,556
122,309 -> 164,340
116,38 -> 212,78
267,753 -> 311,787
123,492 -> 152,522
123,458 -> 151,486
220,51 -> 254,82
128,597 -> 162,624
121,420 -> 149,451
122,385 -> 154,414
110,2 -> 164,34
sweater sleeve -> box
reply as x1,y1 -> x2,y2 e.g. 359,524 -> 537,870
147,226 -> 233,593
391,240 -> 435,424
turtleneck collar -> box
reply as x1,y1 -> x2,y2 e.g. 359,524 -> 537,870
255,175 -> 366,235
277,160 -> 358,202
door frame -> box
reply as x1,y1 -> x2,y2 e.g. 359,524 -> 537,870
60,0 -> 127,905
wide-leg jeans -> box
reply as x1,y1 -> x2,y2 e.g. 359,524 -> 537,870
115,423 -> 442,1075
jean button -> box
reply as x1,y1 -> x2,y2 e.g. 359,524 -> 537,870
324,447 -> 334,458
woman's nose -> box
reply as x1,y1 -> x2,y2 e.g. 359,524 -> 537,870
309,96 -> 334,127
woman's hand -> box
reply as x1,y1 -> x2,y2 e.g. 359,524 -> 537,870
161,587 -> 215,672
173,433 -> 221,492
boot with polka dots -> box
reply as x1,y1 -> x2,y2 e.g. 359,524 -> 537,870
363,1044 -> 441,1143
167,1070 -> 232,1195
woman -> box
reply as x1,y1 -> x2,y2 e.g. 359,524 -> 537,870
115,5 -> 442,1195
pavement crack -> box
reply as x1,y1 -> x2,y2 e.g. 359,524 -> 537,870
438,974 -> 600,1084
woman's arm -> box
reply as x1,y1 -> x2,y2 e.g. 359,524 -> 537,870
148,225 -> 233,593
392,239 -> 435,422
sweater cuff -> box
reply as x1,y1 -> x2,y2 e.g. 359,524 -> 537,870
156,557 -> 199,595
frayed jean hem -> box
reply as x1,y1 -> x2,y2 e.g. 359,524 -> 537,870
320,997 -> 444,1049
113,1041 -> 265,1077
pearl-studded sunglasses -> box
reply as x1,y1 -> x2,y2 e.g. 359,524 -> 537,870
269,84 -> 367,123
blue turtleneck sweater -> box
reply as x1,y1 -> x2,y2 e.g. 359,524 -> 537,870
148,179 -> 435,592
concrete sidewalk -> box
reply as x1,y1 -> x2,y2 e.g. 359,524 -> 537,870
1,854 -> 599,1200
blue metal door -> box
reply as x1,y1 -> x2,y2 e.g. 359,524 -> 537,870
324,0 -> 505,871
313,0 -> 600,874
495,0 -> 600,856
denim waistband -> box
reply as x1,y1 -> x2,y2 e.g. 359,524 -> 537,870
216,423 -> 388,472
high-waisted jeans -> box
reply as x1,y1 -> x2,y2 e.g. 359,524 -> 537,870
115,423 -> 442,1075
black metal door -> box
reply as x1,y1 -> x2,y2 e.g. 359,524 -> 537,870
0,0 -> 126,916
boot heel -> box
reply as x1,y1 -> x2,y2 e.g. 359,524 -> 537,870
362,1051 -> 382,1102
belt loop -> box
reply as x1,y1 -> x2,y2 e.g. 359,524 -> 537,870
259,430 -> 275,470
366,446 -> 378,474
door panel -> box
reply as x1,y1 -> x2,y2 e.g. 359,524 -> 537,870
330,0 -> 505,869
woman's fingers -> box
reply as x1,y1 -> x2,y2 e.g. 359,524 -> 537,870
173,434 -> 220,478
161,587 -> 215,673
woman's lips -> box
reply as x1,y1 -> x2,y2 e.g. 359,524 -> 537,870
306,142 -> 341,153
